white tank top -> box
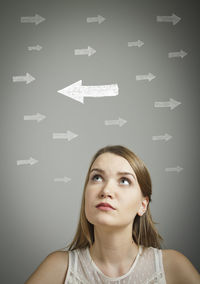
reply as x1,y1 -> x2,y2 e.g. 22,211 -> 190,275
64,245 -> 167,283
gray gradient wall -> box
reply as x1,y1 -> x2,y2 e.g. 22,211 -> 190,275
0,0 -> 199,283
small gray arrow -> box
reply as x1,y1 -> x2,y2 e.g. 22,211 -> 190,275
52,130 -> 78,141
28,45 -> 42,51
154,98 -> 181,110
21,14 -> 45,25
168,50 -> 187,58
128,40 -> 144,47
54,177 -> 71,183
156,14 -> 181,25
136,73 -> 156,82
165,166 -> 183,173
152,133 -> 172,141
17,157 -> 38,166
24,113 -> 46,122
87,15 -> 105,24
12,73 -> 35,84
74,46 -> 96,57
104,117 -> 127,127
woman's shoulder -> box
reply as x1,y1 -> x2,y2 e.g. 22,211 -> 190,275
44,250 -> 69,271
49,250 -> 69,279
25,250 -> 69,284
49,249 -> 69,266
162,248 -> 200,284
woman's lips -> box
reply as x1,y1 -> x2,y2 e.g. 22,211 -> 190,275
97,206 -> 115,211
96,202 -> 115,209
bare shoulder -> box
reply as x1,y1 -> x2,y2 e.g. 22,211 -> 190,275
25,250 -> 69,284
162,249 -> 200,284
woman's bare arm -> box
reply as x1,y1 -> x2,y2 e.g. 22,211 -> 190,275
165,249 -> 200,284
25,251 -> 69,284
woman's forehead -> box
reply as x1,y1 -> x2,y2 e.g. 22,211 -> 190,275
91,152 -> 134,173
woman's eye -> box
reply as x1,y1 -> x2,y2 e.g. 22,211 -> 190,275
120,178 -> 131,185
91,175 -> 131,185
91,174 -> 102,182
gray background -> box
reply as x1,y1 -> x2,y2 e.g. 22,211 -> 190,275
0,0 -> 199,283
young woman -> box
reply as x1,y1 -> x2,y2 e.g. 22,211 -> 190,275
25,145 -> 200,283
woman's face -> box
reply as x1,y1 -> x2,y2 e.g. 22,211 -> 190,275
85,152 -> 148,229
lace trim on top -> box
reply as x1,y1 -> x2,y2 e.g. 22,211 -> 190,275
64,245 -> 167,284
85,245 -> 143,281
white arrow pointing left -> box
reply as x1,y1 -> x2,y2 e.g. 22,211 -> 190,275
17,157 -> 38,166
12,73 -> 35,84
58,80 -> 119,104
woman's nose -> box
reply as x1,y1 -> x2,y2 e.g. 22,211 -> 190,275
99,180 -> 114,198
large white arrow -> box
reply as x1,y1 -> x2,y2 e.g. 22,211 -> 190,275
165,166 -> 183,173
152,134 -> 172,141
104,118 -> 127,127
156,14 -> 181,25
154,98 -> 181,110
24,113 -> 46,122
128,40 -> 144,47
52,130 -> 78,141
136,73 -> 156,82
168,50 -> 187,58
74,46 -> 96,56
21,14 -> 45,25
58,80 -> 119,104
87,15 -> 105,24
54,177 -> 71,183
12,73 -> 35,84
17,157 -> 38,166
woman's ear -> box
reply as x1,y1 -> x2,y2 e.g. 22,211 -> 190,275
138,197 -> 149,216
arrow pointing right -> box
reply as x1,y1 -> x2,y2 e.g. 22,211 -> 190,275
154,98 -> 181,110
52,130 -> 78,141
12,73 -> 35,84
104,117 -> 127,127
24,113 -> 46,122
152,133 -> 172,141
74,46 -> 96,56
87,15 -> 105,24
156,14 -> 181,25
165,166 -> 183,173
136,73 -> 156,82
17,157 -> 38,166
128,40 -> 144,47
21,14 -> 45,25
168,50 -> 187,58
28,45 -> 42,51
54,177 -> 71,183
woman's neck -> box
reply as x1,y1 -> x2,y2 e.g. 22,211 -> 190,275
89,226 -> 139,268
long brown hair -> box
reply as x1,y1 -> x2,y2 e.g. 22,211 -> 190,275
65,145 -> 165,251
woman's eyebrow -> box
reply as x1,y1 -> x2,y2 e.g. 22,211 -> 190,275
90,168 -> 136,180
